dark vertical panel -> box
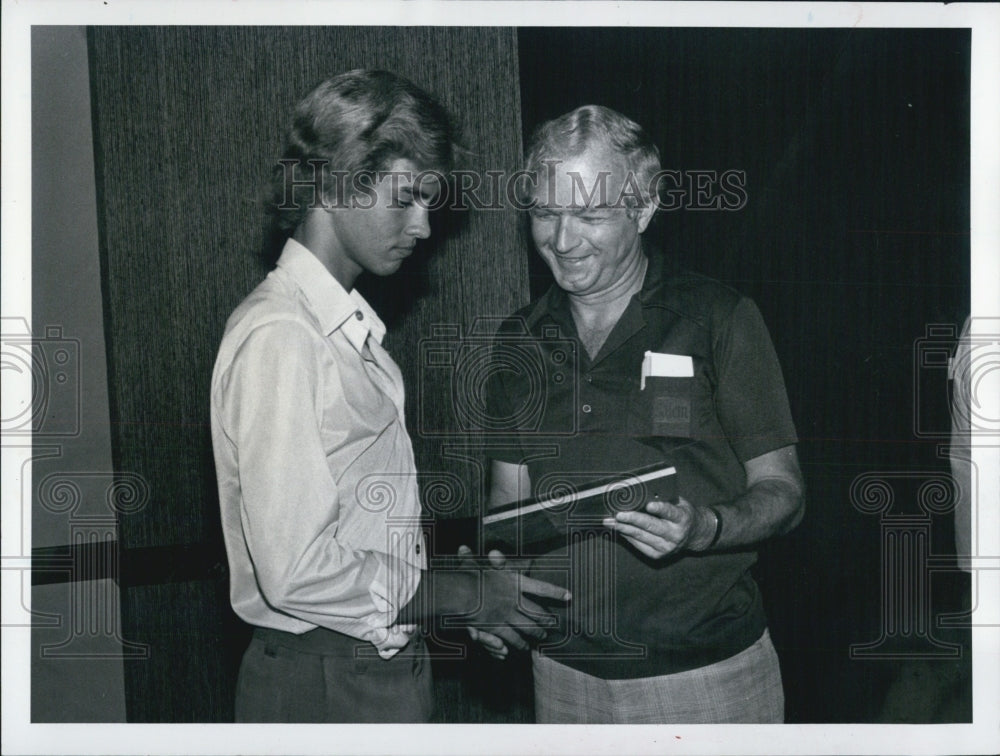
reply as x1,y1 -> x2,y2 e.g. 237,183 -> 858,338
518,28 -> 970,723
89,26 -> 526,722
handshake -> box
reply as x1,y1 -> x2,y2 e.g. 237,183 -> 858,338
404,545 -> 570,660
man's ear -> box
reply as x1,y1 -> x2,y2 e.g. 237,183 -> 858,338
321,185 -> 343,211
634,201 -> 656,234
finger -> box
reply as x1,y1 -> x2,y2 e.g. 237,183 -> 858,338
517,575 -> 571,602
458,545 -> 480,570
610,511 -> 688,545
471,608 -> 549,640
481,643 -> 509,660
625,499 -> 686,524
515,594 -> 558,619
468,625 -> 510,656
499,602 -> 554,639
490,626 -> 530,651
649,499 -> 698,533
516,599 -> 559,630
486,549 -> 536,572
503,615 -> 548,640
607,519 -> 676,550
482,639 -> 509,660
620,533 -> 668,560
612,509 -> 670,531
605,514 -> 665,541
644,498 -> 679,518
476,631 -> 509,652
615,523 -> 679,554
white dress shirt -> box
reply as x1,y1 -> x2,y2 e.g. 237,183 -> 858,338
211,238 -> 425,657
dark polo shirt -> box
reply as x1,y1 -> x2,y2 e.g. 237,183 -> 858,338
484,246 -> 798,679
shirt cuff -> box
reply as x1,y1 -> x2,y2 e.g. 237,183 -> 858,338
364,544 -> 424,657
366,623 -> 419,659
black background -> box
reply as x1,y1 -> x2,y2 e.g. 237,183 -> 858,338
518,27 -> 970,723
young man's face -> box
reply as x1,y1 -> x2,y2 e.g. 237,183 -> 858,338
327,158 -> 442,283
528,145 -> 654,299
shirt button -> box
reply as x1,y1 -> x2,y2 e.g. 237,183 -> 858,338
585,374 -> 593,383
582,404 -> 592,413
355,310 -> 364,320
415,543 -> 421,554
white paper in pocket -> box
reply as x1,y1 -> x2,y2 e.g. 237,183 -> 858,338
641,351 -> 694,389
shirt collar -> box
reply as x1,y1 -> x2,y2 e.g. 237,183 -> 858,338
275,238 -> 387,349
525,239 -> 671,330
635,241 -> 674,305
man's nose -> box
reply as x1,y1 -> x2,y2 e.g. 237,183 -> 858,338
553,216 -> 578,253
407,207 -> 431,239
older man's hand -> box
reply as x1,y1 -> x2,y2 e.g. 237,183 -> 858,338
603,497 -> 714,559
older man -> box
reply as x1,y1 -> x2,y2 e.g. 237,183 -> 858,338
475,105 -> 804,723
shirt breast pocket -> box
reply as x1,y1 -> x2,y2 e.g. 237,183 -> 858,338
628,376 -> 694,439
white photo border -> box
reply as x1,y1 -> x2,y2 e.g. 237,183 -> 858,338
3,2 -> 998,754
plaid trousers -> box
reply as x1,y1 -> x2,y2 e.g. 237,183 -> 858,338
532,629 -> 784,724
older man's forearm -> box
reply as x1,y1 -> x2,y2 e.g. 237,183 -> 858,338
691,477 -> 805,552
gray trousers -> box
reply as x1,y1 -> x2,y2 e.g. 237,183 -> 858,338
235,626 -> 433,723
533,629 -> 785,723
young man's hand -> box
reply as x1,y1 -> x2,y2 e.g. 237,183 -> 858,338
457,545 -> 569,655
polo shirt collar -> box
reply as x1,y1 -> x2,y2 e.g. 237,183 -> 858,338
525,238 -> 672,331
636,241 -> 675,305
275,238 -> 387,350
524,282 -> 570,331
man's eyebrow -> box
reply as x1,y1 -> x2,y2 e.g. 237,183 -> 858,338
567,203 -> 616,215
403,182 -> 440,198
530,203 -> 613,213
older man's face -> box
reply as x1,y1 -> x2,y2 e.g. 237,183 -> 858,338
528,145 -> 653,298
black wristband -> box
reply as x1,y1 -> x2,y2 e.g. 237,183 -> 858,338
706,506 -> 723,550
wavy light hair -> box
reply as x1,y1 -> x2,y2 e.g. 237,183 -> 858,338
523,105 -> 661,208
267,69 -> 457,238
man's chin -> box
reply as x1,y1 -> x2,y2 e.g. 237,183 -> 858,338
553,272 -> 594,294
372,260 -> 405,277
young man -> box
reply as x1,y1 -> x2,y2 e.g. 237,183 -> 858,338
473,105 -> 804,723
210,70 -> 567,723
